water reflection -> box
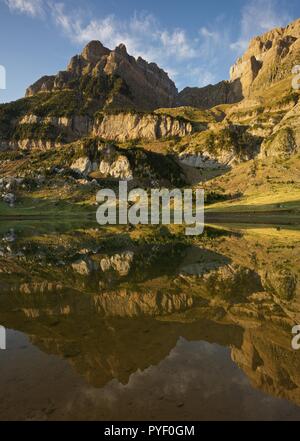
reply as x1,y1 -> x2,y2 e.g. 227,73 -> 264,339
0,222 -> 300,420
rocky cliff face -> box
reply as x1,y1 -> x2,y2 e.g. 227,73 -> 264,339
1,19 -> 300,192
93,112 -> 192,142
178,18 -> 300,108
26,41 -> 178,112
23,19 -> 300,115
260,101 -> 300,159
178,79 -> 243,110
230,18 -> 300,98
0,111 -> 193,149
69,142 -> 186,186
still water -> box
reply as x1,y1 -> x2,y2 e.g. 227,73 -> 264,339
0,221 -> 300,421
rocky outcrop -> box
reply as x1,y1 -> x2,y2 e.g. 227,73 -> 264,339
99,154 -> 133,180
19,114 -> 92,138
0,139 -> 61,150
70,143 -> 185,186
260,100 -> 300,159
26,41 -> 178,111
178,79 -> 243,110
0,111 -> 192,151
70,157 -> 98,176
99,252 -> 134,277
93,112 -> 193,142
179,125 -> 262,168
260,127 -> 297,159
178,18 -> 300,108
230,18 -> 300,98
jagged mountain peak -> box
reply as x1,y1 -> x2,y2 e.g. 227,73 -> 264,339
229,17 -> 300,98
81,40 -> 111,63
25,40 -> 178,111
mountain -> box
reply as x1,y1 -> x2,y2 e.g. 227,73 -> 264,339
0,18 -> 300,215
26,40 -> 178,111
179,18 -> 300,108
230,18 -> 300,98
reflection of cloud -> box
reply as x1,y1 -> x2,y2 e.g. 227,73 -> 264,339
62,338 -> 300,421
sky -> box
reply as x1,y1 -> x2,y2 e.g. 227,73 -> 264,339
0,0 -> 299,103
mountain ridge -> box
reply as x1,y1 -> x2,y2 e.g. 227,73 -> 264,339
25,40 -> 178,112
0,18 -> 300,215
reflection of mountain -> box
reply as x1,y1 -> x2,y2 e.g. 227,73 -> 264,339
0,226 -> 300,405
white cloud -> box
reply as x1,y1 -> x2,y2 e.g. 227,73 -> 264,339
49,4 -> 198,63
47,3 -> 206,87
4,0 -> 44,17
200,27 -> 220,42
160,29 -> 198,60
231,0 -> 292,53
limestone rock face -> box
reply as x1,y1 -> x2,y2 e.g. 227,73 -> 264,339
70,157 -> 94,176
260,127 -> 297,159
93,112 -> 193,142
26,41 -> 178,111
97,143 -> 133,180
72,258 -> 98,276
19,114 -> 92,140
178,18 -> 300,108
178,79 -> 243,110
230,18 -> 300,97
260,101 -> 300,159
81,41 -> 110,64
99,155 -> 133,180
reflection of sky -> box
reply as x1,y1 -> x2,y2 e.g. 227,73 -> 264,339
1,331 -> 300,421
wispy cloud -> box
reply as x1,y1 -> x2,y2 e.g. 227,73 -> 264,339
49,4 -> 198,63
47,2 -> 214,88
4,0 -> 44,17
230,0 -> 292,53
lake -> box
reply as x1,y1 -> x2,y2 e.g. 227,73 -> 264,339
0,221 -> 300,421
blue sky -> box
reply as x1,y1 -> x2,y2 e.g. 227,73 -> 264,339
0,0 -> 299,103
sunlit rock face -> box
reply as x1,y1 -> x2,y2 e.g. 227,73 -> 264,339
93,112 -> 192,142
178,79 -> 243,110
26,41 -> 178,111
178,18 -> 300,115
230,19 -> 300,97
